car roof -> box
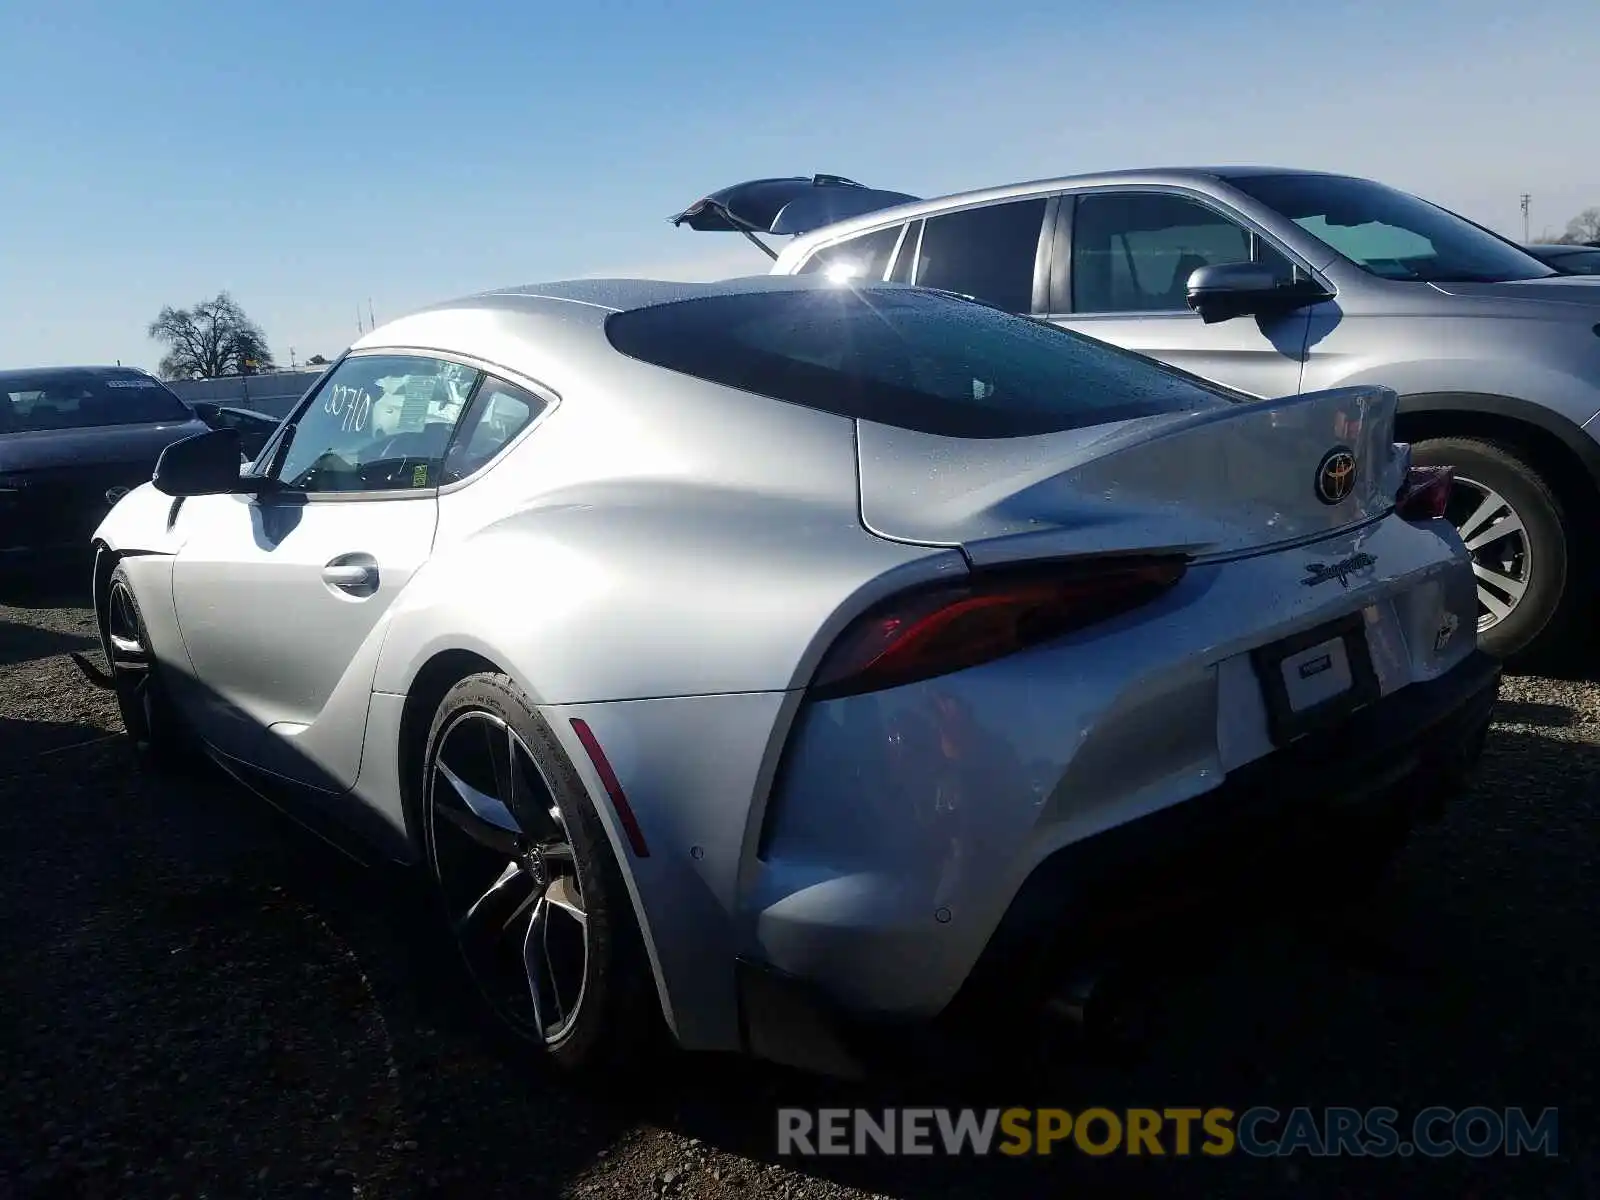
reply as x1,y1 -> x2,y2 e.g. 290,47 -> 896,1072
396,274 -> 921,324
479,273 -> 906,310
351,275 -> 940,355
0,364 -> 156,384
772,166 -> 1363,253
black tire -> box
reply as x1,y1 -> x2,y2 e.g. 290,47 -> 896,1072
421,672 -> 659,1074
1409,437 -> 1572,665
100,562 -> 191,768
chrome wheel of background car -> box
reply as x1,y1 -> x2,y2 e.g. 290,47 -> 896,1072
1447,474 -> 1532,634
427,709 -> 589,1046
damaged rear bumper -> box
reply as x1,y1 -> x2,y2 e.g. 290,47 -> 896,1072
735,649 -> 1501,1079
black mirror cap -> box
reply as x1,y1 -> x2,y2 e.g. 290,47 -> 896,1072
1187,262 -> 1332,324
153,428 -> 245,497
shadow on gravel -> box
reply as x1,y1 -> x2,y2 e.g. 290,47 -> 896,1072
0,715 -> 115,764
0,559 -> 93,610
1493,699 -> 1581,726
0,620 -> 98,670
2,709 -> 1595,1197
1511,624 -> 1600,683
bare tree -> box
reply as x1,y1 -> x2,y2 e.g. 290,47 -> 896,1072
147,292 -> 276,380
1554,207 -> 1600,245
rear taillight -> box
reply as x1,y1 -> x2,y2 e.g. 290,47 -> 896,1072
1396,465 -> 1453,521
809,557 -> 1188,699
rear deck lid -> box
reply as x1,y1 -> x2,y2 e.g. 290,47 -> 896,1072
670,175 -> 919,237
857,385 -> 1404,565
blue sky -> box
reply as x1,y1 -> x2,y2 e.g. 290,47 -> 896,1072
2,0 -> 1596,370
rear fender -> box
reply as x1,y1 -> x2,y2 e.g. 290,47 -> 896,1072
364,496 -> 962,1047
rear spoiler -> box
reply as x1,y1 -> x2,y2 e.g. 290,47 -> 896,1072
670,175 -> 919,259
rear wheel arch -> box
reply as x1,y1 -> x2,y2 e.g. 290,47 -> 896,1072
396,649 -> 503,845
1395,394 -> 1599,662
395,649 -> 676,1044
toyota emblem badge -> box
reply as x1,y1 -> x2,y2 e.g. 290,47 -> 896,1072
1314,447 -> 1357,505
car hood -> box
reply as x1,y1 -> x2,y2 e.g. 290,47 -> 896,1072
0,419 -> 211,473
1428,275 -> 1600,305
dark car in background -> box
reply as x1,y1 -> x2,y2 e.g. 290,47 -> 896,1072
0,366 -> 212,560
1523,243 -> 1600,275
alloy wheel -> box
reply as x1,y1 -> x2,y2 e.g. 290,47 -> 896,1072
106,582 -> 146,662
1447,474 -> 1532,633
427,709 -> 589,1044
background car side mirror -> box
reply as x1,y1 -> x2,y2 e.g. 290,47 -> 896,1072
152,428 -> 246,497
1186,261 -> 1332,324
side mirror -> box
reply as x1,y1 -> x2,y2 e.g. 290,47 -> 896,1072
153,428 -> 246,497
1186,261 -> 1331,324
191,401 -> 221,425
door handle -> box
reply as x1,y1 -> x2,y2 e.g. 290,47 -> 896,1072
322,559 -> 378,595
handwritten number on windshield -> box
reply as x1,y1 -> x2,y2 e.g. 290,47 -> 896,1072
323,383 -> 372,433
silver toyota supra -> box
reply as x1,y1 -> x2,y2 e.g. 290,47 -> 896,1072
89,275 -> 1500,1078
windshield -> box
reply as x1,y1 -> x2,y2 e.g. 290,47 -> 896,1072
1230,173 -> 1556,284
0,370 -> 193,434
606,285 -> 1236,439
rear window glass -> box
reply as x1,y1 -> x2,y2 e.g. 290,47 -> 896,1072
1,370 -> 192,434
605,286 -> 1236,439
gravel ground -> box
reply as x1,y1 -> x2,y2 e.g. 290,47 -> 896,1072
1,569 -> 1596,1199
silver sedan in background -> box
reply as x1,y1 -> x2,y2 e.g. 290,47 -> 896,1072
90,276 -> 1499,1078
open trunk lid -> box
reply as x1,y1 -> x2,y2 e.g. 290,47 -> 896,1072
671,175 -> 919,238
857,385 -> 1407,566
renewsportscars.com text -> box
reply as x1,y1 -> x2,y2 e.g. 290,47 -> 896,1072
776,1106 -> 1559,1158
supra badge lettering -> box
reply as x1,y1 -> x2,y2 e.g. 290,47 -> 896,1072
1301,552 -> 1376,589
1315,447 -> 1357,505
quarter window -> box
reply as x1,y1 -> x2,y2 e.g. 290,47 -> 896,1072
796,224 -> 905,281
911,199 -> 1047,312
440,377 -> 545,484
273,355 -> 480,493
1072,193 -> 1257,313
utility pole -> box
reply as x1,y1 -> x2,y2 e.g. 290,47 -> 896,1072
357,304 -> 364,335
1520,194 -> 1531,243
368,298 -> 376,330
289,346 -> 297,370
